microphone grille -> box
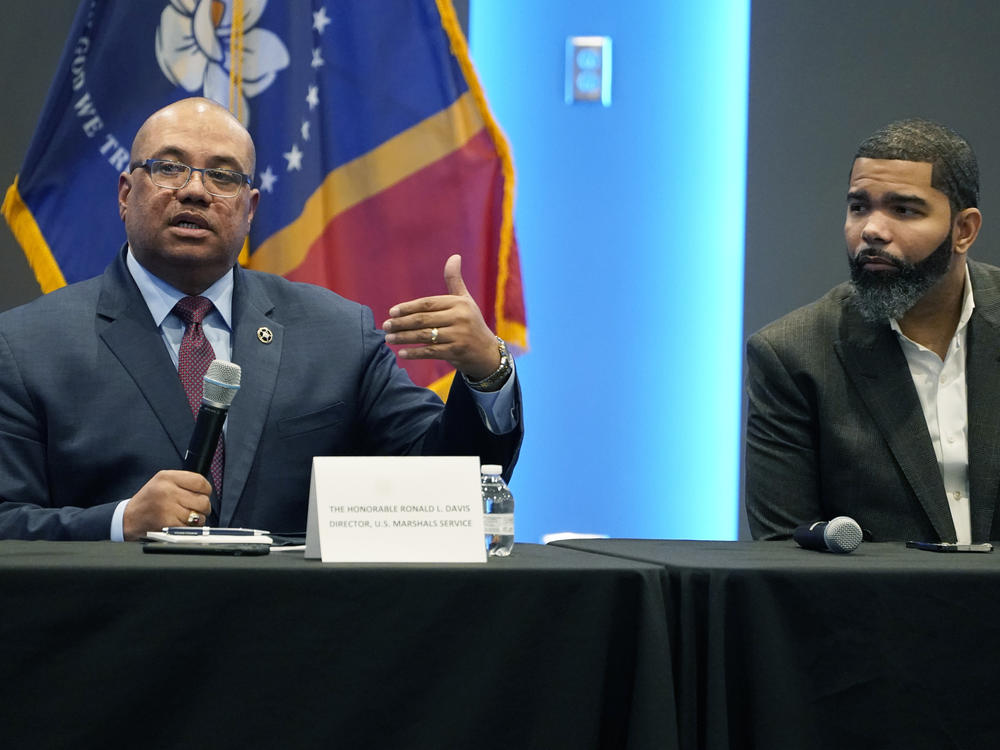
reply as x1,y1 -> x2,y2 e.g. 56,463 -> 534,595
202,359 -> 242,407
824,516 -> 863,553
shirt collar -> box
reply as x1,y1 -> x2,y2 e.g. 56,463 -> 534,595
956,261 -> 976,332
126,246 -> 234,329
889,262 -> 975,338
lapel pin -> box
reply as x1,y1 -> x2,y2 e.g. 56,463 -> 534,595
257,326 -> 273,344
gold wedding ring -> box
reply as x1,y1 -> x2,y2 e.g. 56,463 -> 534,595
430,327 -> 439,344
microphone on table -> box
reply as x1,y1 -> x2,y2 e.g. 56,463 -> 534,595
183,359 -> 242,480
793,516 -> 863,553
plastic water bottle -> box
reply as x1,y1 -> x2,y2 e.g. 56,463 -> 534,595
481,464 -> 514,557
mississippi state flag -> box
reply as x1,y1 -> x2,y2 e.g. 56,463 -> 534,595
3,0 -> 527,397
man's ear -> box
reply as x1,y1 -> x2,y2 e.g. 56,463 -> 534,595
246,188 -> 260,229
952,206 -> 982,257
118,172 -> 132,221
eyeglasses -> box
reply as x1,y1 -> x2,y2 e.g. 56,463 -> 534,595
132,159 -> 252,197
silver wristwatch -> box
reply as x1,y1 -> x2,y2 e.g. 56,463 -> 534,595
464,336 -> 513,392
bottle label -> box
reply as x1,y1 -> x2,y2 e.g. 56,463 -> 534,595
482,513 -> 514,535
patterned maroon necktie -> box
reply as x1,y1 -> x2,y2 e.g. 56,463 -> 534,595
173,295 -> 224,499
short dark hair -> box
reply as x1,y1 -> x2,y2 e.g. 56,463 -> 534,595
854,118 -> 979,211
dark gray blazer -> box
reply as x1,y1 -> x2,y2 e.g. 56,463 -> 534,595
745,260 -> 1000,542
0,248 -> 522,539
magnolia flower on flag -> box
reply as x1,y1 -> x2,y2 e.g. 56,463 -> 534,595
155,0 -> 290,125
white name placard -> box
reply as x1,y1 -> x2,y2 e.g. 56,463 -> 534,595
305,456 -> 486,563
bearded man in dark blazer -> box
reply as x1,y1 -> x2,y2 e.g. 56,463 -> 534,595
745,118 -> 1000,543
0,97 -> 522,541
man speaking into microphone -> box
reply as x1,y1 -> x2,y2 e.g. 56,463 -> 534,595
745,118 -> 999,544
0,98 -> 522,541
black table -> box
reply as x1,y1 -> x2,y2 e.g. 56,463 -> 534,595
554,539 -> 1000,750
0,542 -> 675,750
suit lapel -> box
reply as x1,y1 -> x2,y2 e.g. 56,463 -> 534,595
97,250 -> 193,461
965,263 -> 1000,541
218,268 -> 283,525
834,312 -> 956,541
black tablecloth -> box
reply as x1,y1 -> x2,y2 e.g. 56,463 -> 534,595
553,539 -> 1000,750
0,542 -> 675,750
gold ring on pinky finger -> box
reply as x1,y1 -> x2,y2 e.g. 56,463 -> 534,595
187,512 -> 201,526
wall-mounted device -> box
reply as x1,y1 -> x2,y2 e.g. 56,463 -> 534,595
565,36 -> 612,106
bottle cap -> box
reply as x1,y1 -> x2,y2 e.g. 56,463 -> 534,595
480,464 -> 503,475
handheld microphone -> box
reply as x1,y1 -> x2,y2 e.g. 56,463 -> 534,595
793,516 -> 863,553
183,359 -> 241,479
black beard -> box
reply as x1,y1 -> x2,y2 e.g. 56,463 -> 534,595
847,231 -> 953,323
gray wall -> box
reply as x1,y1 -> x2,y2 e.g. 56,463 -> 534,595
745,0 -> 1000,339
740,0 -> 1000,538
0,1 -> 80,310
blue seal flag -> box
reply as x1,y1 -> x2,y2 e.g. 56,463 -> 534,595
3,0 -> 527,398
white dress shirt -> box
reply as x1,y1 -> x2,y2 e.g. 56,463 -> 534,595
890,264 -> 974,544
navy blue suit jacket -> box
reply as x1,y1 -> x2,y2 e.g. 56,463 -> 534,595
0,249 -> 522,539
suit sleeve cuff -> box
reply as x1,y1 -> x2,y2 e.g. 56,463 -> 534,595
466,360 -> 518,435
